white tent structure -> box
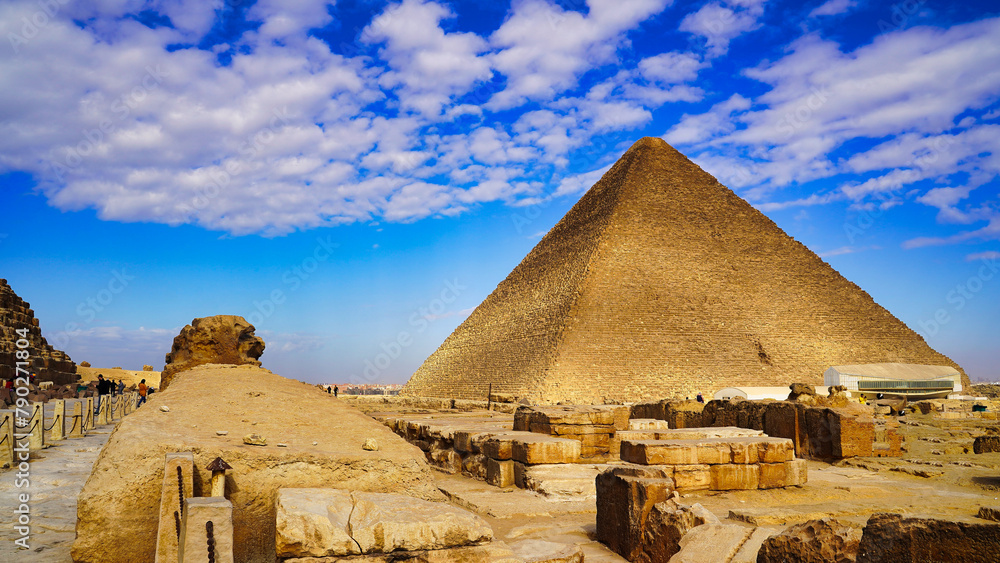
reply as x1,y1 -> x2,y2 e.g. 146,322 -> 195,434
713,386 -> 833,401
824,363 -> 961,399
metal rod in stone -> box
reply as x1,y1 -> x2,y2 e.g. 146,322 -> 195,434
176,466 -> 184,516
206,520 -> 215,563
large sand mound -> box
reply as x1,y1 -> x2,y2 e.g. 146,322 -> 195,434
71,364 -> 441,563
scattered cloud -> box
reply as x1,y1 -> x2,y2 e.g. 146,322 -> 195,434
808,0 -> 855,18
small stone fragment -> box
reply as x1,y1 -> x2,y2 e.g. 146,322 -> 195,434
216,431 -> 228,436
363,438 -> 379,451
159,405 -> 170,412
243,433 -> 266,446
277,443 -> 288,447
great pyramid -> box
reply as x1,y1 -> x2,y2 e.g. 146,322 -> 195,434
402,137 -> 967,404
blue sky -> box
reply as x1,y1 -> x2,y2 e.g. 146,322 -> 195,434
1,0 -> 998,385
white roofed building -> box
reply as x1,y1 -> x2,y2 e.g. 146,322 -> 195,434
824,363 -> 961,400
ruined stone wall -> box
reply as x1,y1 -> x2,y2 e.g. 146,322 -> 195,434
402,138 -> 967,404
0,279 -> 77,384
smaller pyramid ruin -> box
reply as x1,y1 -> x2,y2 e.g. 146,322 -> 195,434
0,278 -> 77,384
402,137 -> 966,404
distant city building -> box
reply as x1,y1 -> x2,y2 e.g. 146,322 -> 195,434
324,383 -> 402,396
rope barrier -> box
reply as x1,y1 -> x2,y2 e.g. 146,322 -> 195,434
44,417 -> 57,432
0,433 -> 8,446
69,416 -> 79,433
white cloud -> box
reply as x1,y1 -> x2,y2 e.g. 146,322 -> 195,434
808,0 -> 854,18
363,0 -> 492,117
247,0 -> 336,42
679,0 -> 766,58
966,251 -> 1000,261
664,17 -> 1000,248
487,0 -> 671,109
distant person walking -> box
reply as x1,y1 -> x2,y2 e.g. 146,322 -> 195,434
334,385 -> 338,398
117,379 -> 125,396
138,379 -> 148,406
96,374 -> 111,413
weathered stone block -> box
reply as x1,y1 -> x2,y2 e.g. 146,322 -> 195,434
710,464 -> 759,490
596,467 -> 674,561
511,435 -> 581,465
463,454 -> 488,481
758,518 -> 861,563
621,440 -> 698,465
350,491 -> 493,553
672,465 -> 711,491
669,524 -> 753,563
487,459 -> 516,488
973,435 -> 1000,454
857,513 -> 1000,563
275,489 -> 359,558
756,437 -> 794,463
785,459 -> 808,486
642,500 -> 719,563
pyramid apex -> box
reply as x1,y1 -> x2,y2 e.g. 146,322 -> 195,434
628,136 -> 671,151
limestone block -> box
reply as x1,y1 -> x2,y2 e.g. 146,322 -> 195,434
520,464 -> 602,498
180,497 -> 234,563
973,436 -> 1000,454
483,433 -> 533,460
727,439 -> 760,464
857,513 -> 1000,563
672,465 -> 711,491
668,524 -> 752,563
596,466 -> 674,561
512,435 -> 581,465
756,438 -> 795,463
463,454 -> 489,481
487,459 -> 516,488
709,464 -> 759,490
350,491 -> 493,553
621,440 -> 698,465
757,463 -> 787,490
693,440 -> 731,465
508,540 -> 583,563
616,430 -> 659,442
785,459 -> 808,486
430,448 -> 463,474
275,489 -> 359,558
643,500 -> 720,563
758,518 -> 860,563
978,506 -> 1000,522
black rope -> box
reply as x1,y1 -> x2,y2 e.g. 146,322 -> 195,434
206,521 -> 215,563
176,466 -> 184,517
174,511 -> 181,541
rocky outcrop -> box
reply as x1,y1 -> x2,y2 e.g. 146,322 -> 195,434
0,278 -> 77,384
856,513 -> 1000,563
71,364 -> 442,563
758,518 -> 861,562
973,436 -> 1000,454
160,315 -> 265,390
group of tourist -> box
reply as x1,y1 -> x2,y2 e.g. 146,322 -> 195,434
94,374 -> 151,413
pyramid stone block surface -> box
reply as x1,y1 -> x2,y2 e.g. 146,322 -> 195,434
402,137 -> 966,403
